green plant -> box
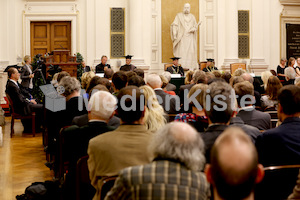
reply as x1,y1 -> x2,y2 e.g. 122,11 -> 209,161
76,52 -> 84,81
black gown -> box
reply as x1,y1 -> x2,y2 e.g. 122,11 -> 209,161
120,64 -> 136,71
166,65 -> 184,76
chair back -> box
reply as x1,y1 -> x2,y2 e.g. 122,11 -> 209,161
230,63 -> 247,74
199,61 -> 207,70
255,165 -> 300,200
100,176 -> 117,200
5,93 -> 16,114
164,63 -> 173,71
76,155 -> 95,200
57,126 -> 72,178
264,106 -> 278,128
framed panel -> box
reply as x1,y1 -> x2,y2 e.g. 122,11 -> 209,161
110,8 -> 125,58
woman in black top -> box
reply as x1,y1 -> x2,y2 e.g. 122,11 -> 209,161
277,58 -> 286,81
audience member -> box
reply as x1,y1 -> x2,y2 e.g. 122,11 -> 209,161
185,70 -> 194,84
62,91 -> 117,198
57,71 -> 71,84
212,70 -> 222,78
72,85 -> 120,128
221,71 -> 232,83
5,67 -> 43,132
277,57 -> 287,81
235,81 -> 271,130
175,84 -> 208,132
256,85 -> 300,166
229,75 -> 244,87
105,122 -> 210,200
261,71 -> 273,90
140,85 -> 166,132
288,57 -> 296,68
81,71 -> 95,90
85,76 -> 102,96
160,75 -> 175,95
95,55 -> 111,73
125,71 -> 137,80
99,77 -> 112,92
161,71 -> 176,91
205,72 -> 216,84
112,71 -> 127,96
205,127 -> 264,200
241,72 -> 262,107
133,68 -> 144,78
104,68 -> 114,80
146,74 -> 179,114
201,82 -> 235,162
51,72 -> 59,87
295,57 -> 300,77
88,86 -> 153,200
288,170 -> 300,199
260,76 -> 282,109
284,66 -> 296,85
128,75 -> 145,87
233,68 -> 246,77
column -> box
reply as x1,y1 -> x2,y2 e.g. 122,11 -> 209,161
249,0 -> 268,73
128,0 -> 145,66
223,0 -> 239,66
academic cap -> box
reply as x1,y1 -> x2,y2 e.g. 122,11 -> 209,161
4,65 -> 21,72
124,55 -> 133,59
170,57 -> 181,61
207,58 -> 214,62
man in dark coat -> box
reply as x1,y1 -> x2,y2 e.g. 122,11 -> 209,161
120,55 -> 136,71
95,55 -> 111,73
202,58 -> 218,72
166,57 -> 184,76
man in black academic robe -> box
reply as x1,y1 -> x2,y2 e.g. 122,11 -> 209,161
166,57 -> 184,76
120,55 -> 136,71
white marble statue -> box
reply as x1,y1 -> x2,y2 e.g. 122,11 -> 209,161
171,3 -> 201,71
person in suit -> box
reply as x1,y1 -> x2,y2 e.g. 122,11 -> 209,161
95,55 -> 111,73
5,67 -> 43,132
200,82 -> 235,163
255,85 -> 300,167
234,81 -> 271,130
88,86 -> 153,200
20,55 -> 34,93
166,57 -> 184,76
203,58 -> 218,72
205,127 -> 264,200
161,71 -> 176,91
120,55 -> 136,71
241,72 -> 262,107
112,71 -> 128,96
62,90 -> 117,199
105,122 -> 210,200
81,61 -> 91,72
179,70 -> 206,109
283,66 -> 296,86
146,73 -> 179,114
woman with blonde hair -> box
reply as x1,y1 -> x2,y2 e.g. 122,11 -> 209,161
185,70 -> 194,84
81,71 -> 95,90
174,83 -> 208,132
261,70 -> 273,90
140,85 -> 167,132
20,55 -> 34,92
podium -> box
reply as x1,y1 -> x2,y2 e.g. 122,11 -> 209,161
44,50 -> 78,77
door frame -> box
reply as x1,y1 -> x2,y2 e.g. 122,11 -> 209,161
23,13 -> 78,57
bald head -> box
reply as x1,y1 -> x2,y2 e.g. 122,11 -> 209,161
241,73 -> 254,84
207,127 -> 263,200
150,122 -> 206,171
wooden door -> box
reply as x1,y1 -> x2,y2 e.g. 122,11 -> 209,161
31,22 -> 71,58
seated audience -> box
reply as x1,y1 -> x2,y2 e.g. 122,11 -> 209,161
284,66 -> 296,85
212,70 -> 222,78
229,75 -> 244,87
146,74 -> 179,114
179,70 -> 206,105
72,85 -> 120,128
140,85 -> 166,132
232,68 -> 246,77
133,68 -> 144,78
105,122 -> 210,200
125,71 -> 137,80
205,72 -> 216,84
255,85 -> 300,166
128,75 -> 145,87
62,91 -> 117,198
5,67 -> 43,132
112,71 -> 127,96
161,71 -> 176,91
160,75 -> 175,95
185,70 -> 194,84
85,76 -> 102,97
99,77 -> 112,92
221,72 -> 232,83
57,71 -> 71,84
261,71 -> 273,90
241,72 -> 262,107
81,71 -> 95,90
175,84 -> 208,132
88,86 -> 153,200
205,127 -> 264,200
104,68 -> 114,80
201,82 -> 235,162
235,81 -> 271,130
260,76 -> 282,109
